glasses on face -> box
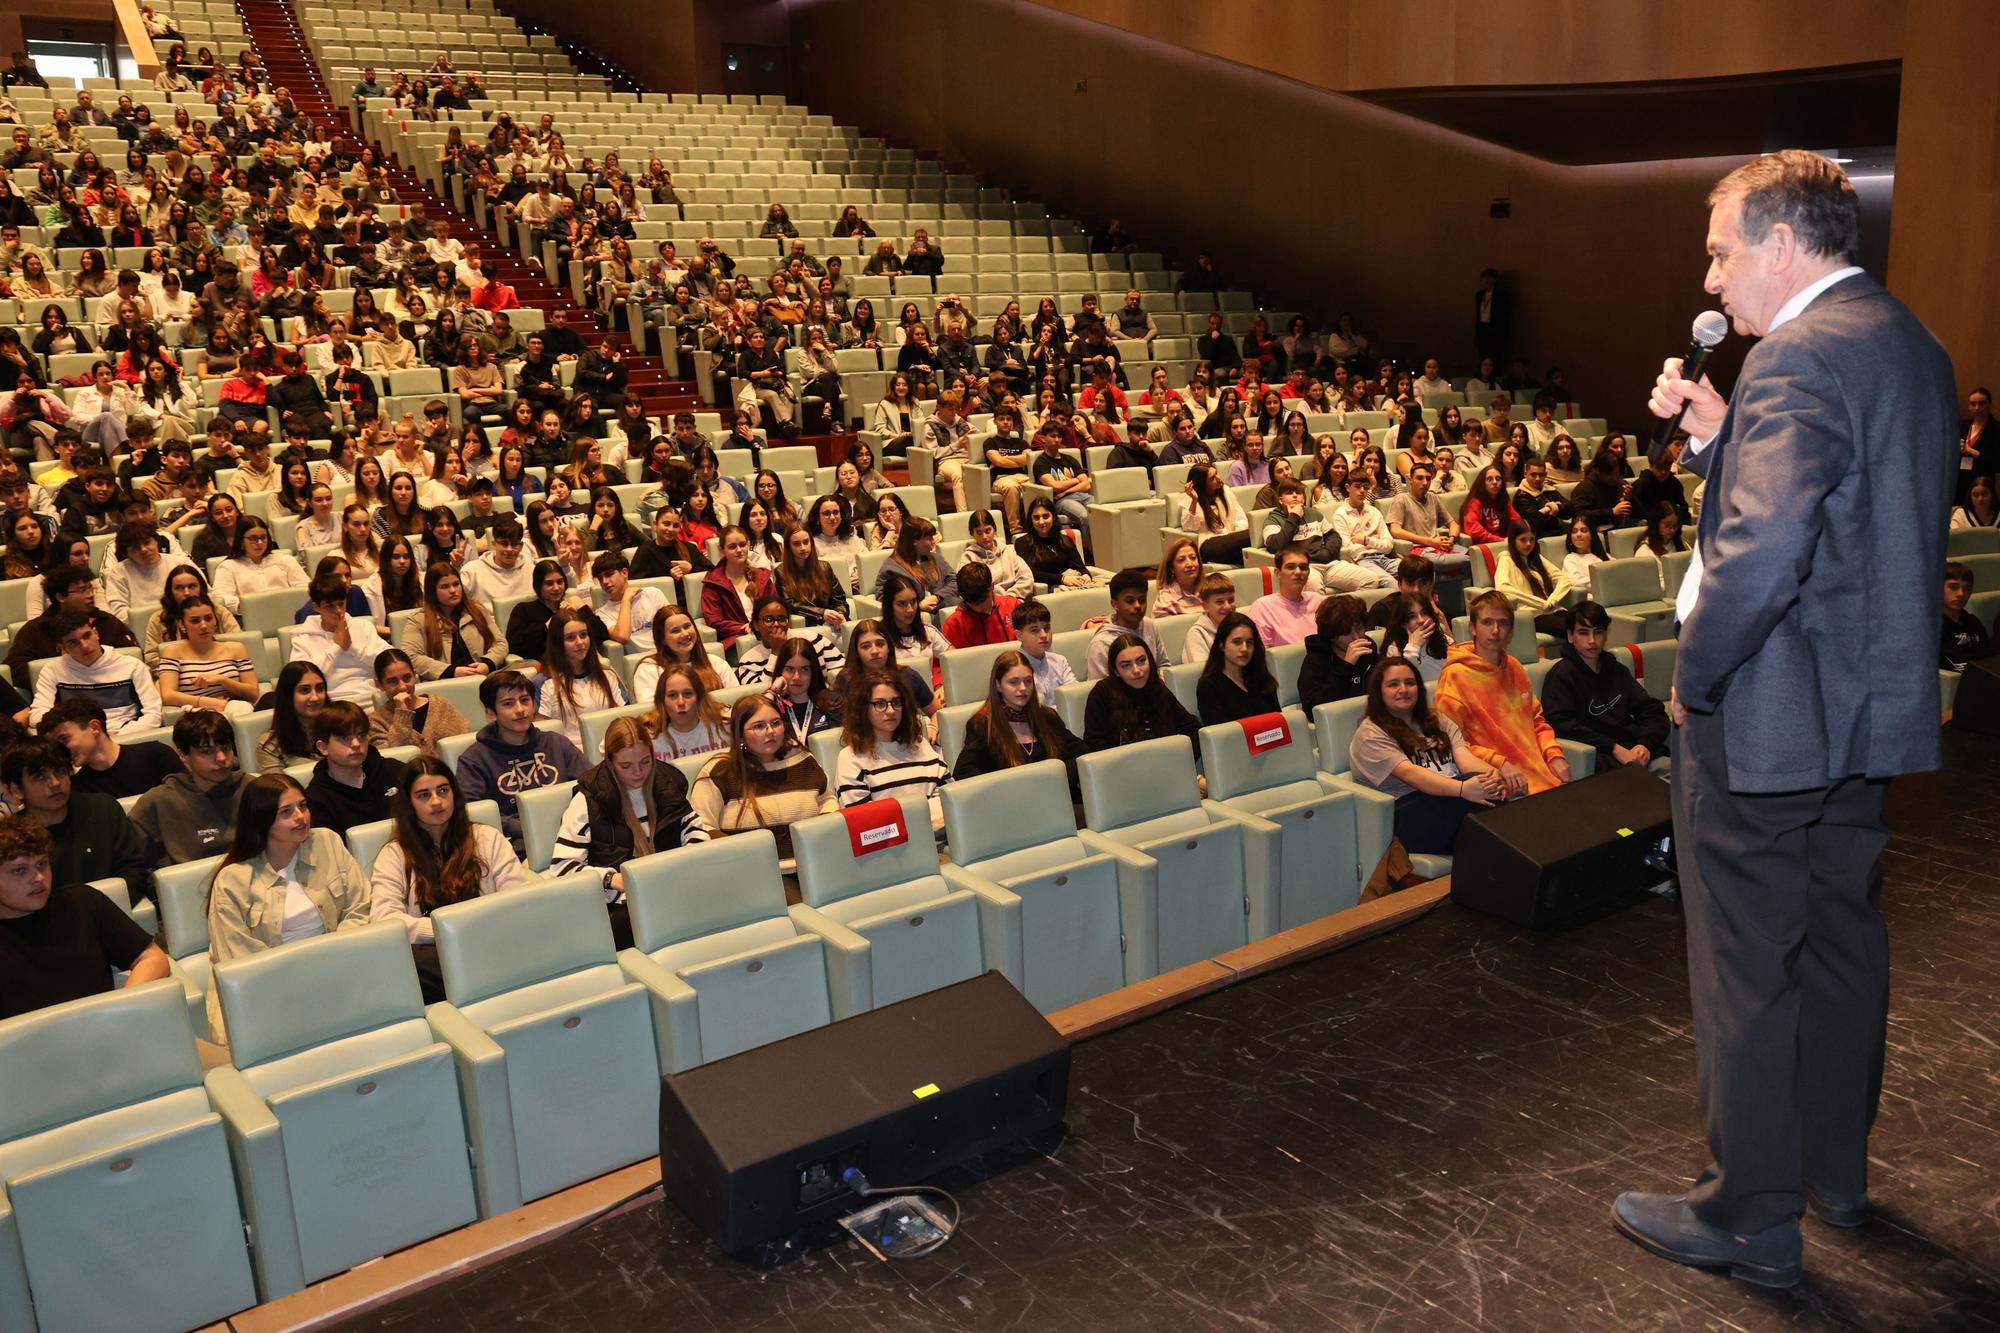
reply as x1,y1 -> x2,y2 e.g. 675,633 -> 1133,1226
868,698 -> 902,712
744,718 -> 786,735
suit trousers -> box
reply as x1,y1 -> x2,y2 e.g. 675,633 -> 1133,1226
1673,704 -> 1891,1233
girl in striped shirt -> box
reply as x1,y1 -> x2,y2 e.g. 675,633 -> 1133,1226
833,667 -> 948,830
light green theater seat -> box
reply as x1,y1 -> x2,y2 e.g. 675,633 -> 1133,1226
1198,707 -> 1367,931
204,923 -> 480,1299
616,831 -> 847,1074
428,880 -> 661,1216
791,795 -> 1018,1010
154,854 -> 226,1039
1077,735 -> 1256,969
0,982 -> 256,1333
940,760 -> 1155,1012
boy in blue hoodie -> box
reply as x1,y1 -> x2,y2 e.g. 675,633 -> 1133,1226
452,669 -> 589,850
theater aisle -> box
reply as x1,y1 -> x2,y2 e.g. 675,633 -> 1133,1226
341,733 -> 2000,1332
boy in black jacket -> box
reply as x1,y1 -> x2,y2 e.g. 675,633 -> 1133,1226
1540,601 -> 1670,776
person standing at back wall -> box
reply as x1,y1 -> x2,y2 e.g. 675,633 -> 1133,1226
1612,150 -> 1958,1289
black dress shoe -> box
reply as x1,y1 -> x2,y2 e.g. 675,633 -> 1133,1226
1612,1191 -> 1802,1288
1807,1187 -> 1868,1228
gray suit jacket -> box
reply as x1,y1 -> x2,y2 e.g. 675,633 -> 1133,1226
1677,272 -> 1956,793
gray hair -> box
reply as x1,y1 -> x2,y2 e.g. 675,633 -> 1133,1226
1709,150 -> 1859,264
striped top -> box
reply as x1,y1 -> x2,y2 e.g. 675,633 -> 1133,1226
833,739 -> 949,825
159,648 -> 256,700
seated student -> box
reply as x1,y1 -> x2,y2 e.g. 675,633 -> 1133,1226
689,694 -> 836,871
455,669 -> 590,850
877,571 -> 951,687
1435,591 -> 1572,796
874,515 -> 959,613
838,617 -> 939,722
551,715 -> 710,904
981,410 -> 1035,535
28,608 -> 162,734
1637,501 -> 1687,592
1181,571 -> 1237,666
506,559 -> 612,664
1329,471 -> 1402,580
1297,595 -> 1380,713
458,514 -> 532,619
532,605 -> 632,750
1366,552 -> 1456,635
369,647 -> 472,758
1085,568 -> 1168,679
959,507 -> 1035,600
400,562 -> 507,680
952,650 -> 1085,793
594,549 -> 671,656
1383,462 -> 1471,576
940,560 -> 1019,649
730,594 -> 844,687
648,663 -> 731,761
1196,611 -> 1281,725
771,636 -> 844,745
0,814 -> 171,1021
1347,658 -> 1506,865
700,525 -> 779,651
204,773 -> 373,1046
40,697 -> 183,798
1245,543 -> 1326,648
369,757 -> 530,1002
1010,598 -> 1078,701
632,605 -> 738,704
1494,520 -> 1576,635
258,661 -> 329,773
834,667 -> 950,827
630,503 -> 713,583
1942,561 -> 1995,672
1015,496 -> 1094,590
5,565 -> 139,690
157,591 -> 260,716
290,573 -> 392,704
1542,601 -> 1671,776
130,709 -> 251,863
1083,637 -> 1199,752
305,700 -> 405,836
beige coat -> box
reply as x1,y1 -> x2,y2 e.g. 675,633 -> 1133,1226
204,828 -> 372,1045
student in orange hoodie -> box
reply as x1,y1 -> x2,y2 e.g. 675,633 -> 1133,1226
1433,589 -> 1572,795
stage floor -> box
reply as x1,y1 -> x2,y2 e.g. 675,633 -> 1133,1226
341,733 -> 2000,1333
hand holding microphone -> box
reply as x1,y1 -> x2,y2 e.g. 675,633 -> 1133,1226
1649,311 -> 1730,449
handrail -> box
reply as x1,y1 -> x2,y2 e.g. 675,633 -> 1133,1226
110,0 -> 162,78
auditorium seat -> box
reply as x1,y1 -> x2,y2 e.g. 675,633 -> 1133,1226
427,880 -> 660,1215
617,831 -> 849,1073
0,982 -> 257,1333
577,703 -> 655,761
1310,698 -> 1430,881
1087,493 -> 1173,574
935,702 -> 981,768
206,923 -> 481,1299
415,675 -> 492,729
941,759 -> 1156,1010
1199,707 -> 1367,930
155,855 -> 226,1038
1077,736 -> 1260,968
88,875 -> 157,939
1587,558 -> 1678,643
940,641 -> 1016,705
516,781 -> 578,874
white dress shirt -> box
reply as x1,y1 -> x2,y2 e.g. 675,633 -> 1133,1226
1675,266 -> 1864,626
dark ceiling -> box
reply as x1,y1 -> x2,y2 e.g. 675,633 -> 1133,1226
1352,60 -> 1901,165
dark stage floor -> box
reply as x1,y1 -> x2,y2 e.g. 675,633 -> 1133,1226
341,733 -> 2000,1333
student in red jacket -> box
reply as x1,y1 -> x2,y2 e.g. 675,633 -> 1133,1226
940,560 -> 1019,649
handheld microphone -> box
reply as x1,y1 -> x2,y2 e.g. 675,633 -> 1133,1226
1653,310 -> 1730,455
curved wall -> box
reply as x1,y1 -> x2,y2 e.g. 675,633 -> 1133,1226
1018,0 -> 1901,92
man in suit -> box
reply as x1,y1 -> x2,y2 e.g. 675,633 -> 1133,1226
1472,267 -> 1510,364
1614,151 -> 1958,1287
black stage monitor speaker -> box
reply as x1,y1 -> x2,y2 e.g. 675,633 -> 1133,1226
1450,763 -> 1674,928
659,971 -> 1070,1254
1950,659 -> 2000,735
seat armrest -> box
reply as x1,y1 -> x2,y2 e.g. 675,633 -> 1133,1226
426,1002 -> 521,1218
616,947 -> 702,1074
941,864 -> 1025,995
787,903 -> 872,1018
1202,799 -> 1281,939
1556,738 -> 1598,779
205,1065 -> 305,1301
1076,831 -> 1161,982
